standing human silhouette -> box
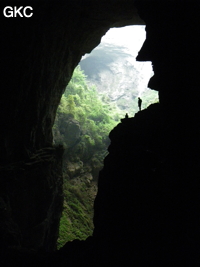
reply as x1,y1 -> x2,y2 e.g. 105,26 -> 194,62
138,97 -> 142,111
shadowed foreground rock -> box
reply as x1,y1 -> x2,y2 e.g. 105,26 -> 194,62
93,103 -> 200,265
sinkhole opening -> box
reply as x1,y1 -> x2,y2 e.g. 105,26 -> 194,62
53,25 -> 158,249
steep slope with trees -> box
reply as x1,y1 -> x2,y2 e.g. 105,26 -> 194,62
53,66 -> 124,247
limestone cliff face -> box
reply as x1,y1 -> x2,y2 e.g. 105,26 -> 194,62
80,39 -> 155,115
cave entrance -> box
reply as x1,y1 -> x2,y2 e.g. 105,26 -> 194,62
80,25 -> 158,116
54,25 -> 158,249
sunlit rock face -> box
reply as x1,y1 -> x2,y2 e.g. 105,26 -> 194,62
80,43 -> 154,114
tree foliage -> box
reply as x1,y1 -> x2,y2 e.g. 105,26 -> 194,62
54,65 -> 124,248
53,65 -> 122,161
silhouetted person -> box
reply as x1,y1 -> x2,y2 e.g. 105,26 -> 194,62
121,113 -> 129,123
138,97 -> 142,110
138,97 -> 142,111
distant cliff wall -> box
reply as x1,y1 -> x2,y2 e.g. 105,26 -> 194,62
80,33 -> 158,116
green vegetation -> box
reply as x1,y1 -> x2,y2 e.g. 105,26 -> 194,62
53,65 -> 122,156
54,66 -> 123,249
57,177 -> 97,247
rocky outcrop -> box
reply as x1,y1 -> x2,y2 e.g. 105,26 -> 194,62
93,103 -> 200,264
92,1 -> 200,265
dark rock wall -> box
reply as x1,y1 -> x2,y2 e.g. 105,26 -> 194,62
1,0 -> 142,252
0,146 -> 64,251
1,1 -> 141,161
136,1 -> 200,113
93,1 -> 200,265
93,104 -> 200,264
